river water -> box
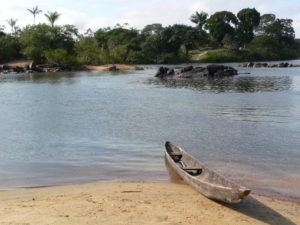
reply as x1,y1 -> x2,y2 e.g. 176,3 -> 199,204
0,61 -> 300,202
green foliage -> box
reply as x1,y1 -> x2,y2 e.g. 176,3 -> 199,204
236,8 -> 260,46
45,49 -> 79,65
75,36 -> 100,65
200,49 -> 244,62
190,11 -> 208,30
45,11 -> 61,27
142,34 -> 162,63
141,24 -> 163,36
19,24 -> 77,63
0,35 -> 21,62
158,51 -> 189,64
0,7 -> 298,65
205,11 -> 238,44
126,51 -> 148,64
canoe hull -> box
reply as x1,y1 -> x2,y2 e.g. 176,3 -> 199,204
165,142 -> 250,203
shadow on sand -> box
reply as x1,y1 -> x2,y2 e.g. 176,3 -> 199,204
221,197 -> 297,225
164,157 -> 296,225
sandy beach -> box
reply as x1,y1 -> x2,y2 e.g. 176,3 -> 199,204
0,182 -> 299,225
2,61 -> 145,71
84,64 -> 145,71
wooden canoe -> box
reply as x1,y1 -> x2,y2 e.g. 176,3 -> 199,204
165,141 -> 251,203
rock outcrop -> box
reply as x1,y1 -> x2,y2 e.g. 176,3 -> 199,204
240,62 -> 300,68
155,65 -> 238,79
0,64 -> 85,74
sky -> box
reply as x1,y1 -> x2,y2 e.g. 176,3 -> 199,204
0,0 -> 299,37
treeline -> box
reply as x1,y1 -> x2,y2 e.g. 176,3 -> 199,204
0,7 -> 299,65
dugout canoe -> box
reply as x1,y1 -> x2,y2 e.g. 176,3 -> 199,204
165,141 -> 251,203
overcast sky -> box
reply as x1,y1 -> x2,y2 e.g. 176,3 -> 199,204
0,0 -> 299,37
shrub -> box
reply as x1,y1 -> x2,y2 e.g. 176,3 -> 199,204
44,49 -> 80,66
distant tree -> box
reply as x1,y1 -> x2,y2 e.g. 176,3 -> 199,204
236,8 -> 260,47
45,11 -> 61,28
141,23 -> 163,36
27,6 -> 42,25
142,34 -> 162,63
255,14 -> 295,47
0,25 -> 5,37
190,11 -> 208,30
75,36 -> 100,64
19,24 -> 77,63
0,35 -> 21,62
205,11 -> 238,45
255,14 -> 276,35
6,18 -> 18,35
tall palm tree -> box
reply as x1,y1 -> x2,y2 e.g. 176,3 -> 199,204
27,6 -> 42,25
6,18 -> 17,35
45,11 -> 61,28
190,11 -> 208,30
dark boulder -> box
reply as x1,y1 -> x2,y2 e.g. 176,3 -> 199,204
29,63 -> 43,72
12,66 -> 25,73
167,68 -> 175,75
155,67 -> 170,78
1,65 -> 10,71
155,64 -> 238,79
206,65 -> 237,76
206,65 -> 225,76
108,65 -> 119,71
180,66 -> 194,73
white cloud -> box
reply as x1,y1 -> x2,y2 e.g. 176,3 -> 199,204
0,0 -> 299,37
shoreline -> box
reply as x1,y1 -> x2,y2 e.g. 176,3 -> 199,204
0,181 -> 299,225
0,61 -> 146,73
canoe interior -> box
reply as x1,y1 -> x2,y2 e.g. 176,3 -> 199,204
165,141 -> 243,189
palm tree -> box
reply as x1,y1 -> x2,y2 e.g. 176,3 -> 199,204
190,11 -> 208,30
45,11 -> 61,28
27,6 -> 42,25
6,18 -> 17,35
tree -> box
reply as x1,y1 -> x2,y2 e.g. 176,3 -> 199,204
255,14 -> 295,47
75,36 -> 100,64
236,8 -> 260,47
6,18 -> 18,35
205,11 -> 238,45
45,11 -> 61,27
255,14 -> 276,35
0,35 -> 21,62
142,23 -> 163,36
0,25 -> 5,37
19,24 -> 77,63
27,6 -> 42,25
190,11 -> 208,30
142,34 -> 162,63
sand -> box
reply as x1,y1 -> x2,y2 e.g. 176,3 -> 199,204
84,64 -> 145,71
2,61 -> 145,71
0,182 -> 299,225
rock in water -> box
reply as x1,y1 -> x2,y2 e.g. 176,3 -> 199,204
155,64 -> 238,79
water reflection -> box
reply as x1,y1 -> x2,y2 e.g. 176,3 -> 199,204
147,76 -> 292,93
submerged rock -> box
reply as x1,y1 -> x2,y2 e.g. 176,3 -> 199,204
155,65 -> 238,79
240,62 -> 300,68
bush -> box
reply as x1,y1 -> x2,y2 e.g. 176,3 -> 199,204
126,51 -> 148,64
201,49 -> 243,62
0,35 -> 21,63
44,49 -> 80,66
158,52 -> 189,64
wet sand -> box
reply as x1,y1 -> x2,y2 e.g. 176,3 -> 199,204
0,182 -> 299,225
84,64 -> 145,71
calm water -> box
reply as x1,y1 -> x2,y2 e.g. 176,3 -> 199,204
0,61 -> 300,202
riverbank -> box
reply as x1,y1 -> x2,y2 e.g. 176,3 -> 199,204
0,182 -> 299,225
1,61 -> 145,73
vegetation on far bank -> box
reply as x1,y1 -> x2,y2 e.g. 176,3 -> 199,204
0,6 -> 299,66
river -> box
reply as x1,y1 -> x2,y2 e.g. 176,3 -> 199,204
0,61 -> 299,202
